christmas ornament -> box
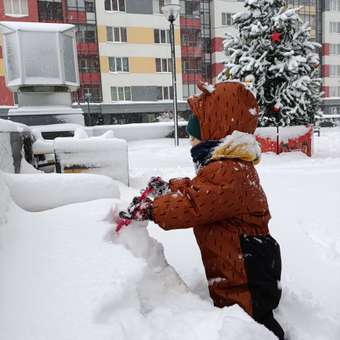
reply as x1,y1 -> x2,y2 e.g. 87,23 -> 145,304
271,31 -> 281,43
273,105 -> 281,113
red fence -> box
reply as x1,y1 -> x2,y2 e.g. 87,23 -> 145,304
255,126 -> 313,157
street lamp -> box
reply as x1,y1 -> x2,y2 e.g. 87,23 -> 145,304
84,92 -> 92,126
162,0 -> 181,146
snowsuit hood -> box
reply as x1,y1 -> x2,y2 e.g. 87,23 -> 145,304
187,81 -> 259,141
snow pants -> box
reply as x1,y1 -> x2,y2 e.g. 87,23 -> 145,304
208,234 -> 284,339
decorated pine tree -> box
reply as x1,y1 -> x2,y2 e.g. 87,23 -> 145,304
218,0 -> 321,127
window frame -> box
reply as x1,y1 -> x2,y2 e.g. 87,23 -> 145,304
221,12 -> 233,26
107,26 -> 127,43
154,29 -> 170,44
111,86 -> 132,102
104,0 -> 126,12
108,57 -> 129,73
156,86 -> 174,100
4,0 -> 28,17
155,58 -> 172,73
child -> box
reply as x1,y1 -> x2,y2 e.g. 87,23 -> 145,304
123,81 -> 284,339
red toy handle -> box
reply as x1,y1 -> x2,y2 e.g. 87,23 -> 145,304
115,186 -> 154,233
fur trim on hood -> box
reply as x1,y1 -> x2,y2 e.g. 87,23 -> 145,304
211,130 -> 261,165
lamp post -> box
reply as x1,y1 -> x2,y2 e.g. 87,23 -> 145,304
84,92 -> 92,126
162,0 -> 181,146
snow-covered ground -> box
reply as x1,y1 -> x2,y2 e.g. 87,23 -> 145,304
1,128 -> 340,340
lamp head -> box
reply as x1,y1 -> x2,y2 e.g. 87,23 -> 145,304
162,0 -> 181,23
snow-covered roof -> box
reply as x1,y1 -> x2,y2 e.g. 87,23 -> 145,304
0,21 -> 75,34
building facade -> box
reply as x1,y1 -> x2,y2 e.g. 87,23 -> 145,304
1,0 -> 340,116
322,0 -> 340,112
95,0 -> 182,108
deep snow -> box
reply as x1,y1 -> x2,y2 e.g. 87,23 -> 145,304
1,128 -> 340,340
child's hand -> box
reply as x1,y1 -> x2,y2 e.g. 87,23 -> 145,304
119,196 -> 153,221
148,176 -> 170,197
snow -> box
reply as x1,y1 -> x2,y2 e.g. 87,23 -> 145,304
3,173 -> 119,212
202,82 -> 215,94
0,118 -> 28,132
0,21 -> 75,33
255,125 -> 311,142
0,127 -> 340,339
0,171 -> 10,225
89,122 -> 188,141
54,135 -> 129,185
0,132 -> 14,173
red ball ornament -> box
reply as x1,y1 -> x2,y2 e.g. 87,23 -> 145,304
271,32 -> 282,43
273,106 -> 281,113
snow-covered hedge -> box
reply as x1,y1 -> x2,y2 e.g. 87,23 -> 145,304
0,171 -> 11,225
88,121 -> 188,141
0,132 -> 14,173
54,131 -> 129,185
3,173 -> 120,212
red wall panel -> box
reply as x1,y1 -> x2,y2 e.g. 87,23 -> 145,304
212,63 -> 224,78
322,43 -> 330,56
211,38 -> 224,53
322,64 -> 329,77
322,86 -> 329,97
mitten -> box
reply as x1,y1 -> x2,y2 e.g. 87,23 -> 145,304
119,196 -> 153,221
148,176 -> 170,198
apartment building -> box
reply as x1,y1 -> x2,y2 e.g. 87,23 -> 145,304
1,1 -> 340,115
96,0 -> 182,105
322,0 -> 340,110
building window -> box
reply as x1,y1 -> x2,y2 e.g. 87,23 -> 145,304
155,58 -> 172,72
79,56 -> 99,72
182,57 -> 201,74
38,0 -> 63,21
85,0 -> 95,12
109,57 -> 129,72
105,0 -> 125,12
329,86 -> 340,97
4,0 -> 28,16
329,65 -> 340,77
328,0 -> 340,11
182,29 -> 200,47
82,86 -> 102,103
221,13 -> 234,26
111,87 -> 132,101
330,44 -> 340,55
153,0 -> 165,14
107,27 -> 127,42
330,22 -> 340,33
156,86 -> 173,100
154,29 -> 170,43
184,0 -> 200,17
77,25 -> 97,43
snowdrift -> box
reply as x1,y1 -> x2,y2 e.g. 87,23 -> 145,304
3,173 -> 120,211
0,197 -> 275,340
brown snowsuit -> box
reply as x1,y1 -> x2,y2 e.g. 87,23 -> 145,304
152,81 -> 282,336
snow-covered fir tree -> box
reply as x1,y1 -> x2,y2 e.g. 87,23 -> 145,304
218,0 -> 321,126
